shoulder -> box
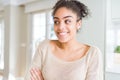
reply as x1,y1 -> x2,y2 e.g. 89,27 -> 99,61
89,46 -> 102,54
83,45 -> 103,67
37,39 -> 50,48
37,39 -> 57,50
86,45 -> 102,59
35,39 -> 50,53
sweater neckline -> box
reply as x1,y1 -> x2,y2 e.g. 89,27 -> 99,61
47,40 -> 92,64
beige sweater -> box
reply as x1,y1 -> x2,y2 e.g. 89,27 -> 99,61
24,40 -> 103,80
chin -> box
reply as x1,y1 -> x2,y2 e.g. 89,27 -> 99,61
58,38 -> 69,43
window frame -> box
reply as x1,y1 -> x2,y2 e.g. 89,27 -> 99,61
105,0 -> 120,74
26,9 -> 56,67
0,17 -> 4,79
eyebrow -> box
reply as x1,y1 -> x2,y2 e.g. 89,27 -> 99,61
53,16 -> 73,19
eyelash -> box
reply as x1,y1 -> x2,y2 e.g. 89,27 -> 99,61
54,20 -> 71,25
65,20 -> 71,24
54,21 -> 60,25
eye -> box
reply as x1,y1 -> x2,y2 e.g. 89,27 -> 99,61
65,19 -> 71,24
54,20 -> 60,25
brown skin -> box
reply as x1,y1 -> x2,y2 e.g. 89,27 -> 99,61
30,7 -> 90,80
53,7 -> 81,43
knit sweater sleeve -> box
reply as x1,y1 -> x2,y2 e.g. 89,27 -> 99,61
24,40 -> 49,80
85,47 -> 103,80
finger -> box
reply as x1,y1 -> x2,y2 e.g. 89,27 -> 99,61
34,68 -> 42,80
30,76 -> 34,80
30,68 -> 42,80
30,68 -> 38,80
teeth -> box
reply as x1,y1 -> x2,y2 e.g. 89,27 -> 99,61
59,32 -> 67,35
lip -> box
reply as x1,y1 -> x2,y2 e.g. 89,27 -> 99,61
59,32 -> 67,36
57,32 -> 68,37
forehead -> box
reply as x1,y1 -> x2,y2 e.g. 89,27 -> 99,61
54,7 -> 77,19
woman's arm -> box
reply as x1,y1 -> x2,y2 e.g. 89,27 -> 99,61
86,47 -> 103,80
30,68 -> 44,80
24,43 -> 44,80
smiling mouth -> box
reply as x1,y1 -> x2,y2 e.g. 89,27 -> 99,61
59,32 -> 67,35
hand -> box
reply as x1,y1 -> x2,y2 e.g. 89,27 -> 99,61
30,68 -> 44,80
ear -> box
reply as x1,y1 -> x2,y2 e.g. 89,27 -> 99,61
76,20 -> 82,30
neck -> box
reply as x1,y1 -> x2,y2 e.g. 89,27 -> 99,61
56,39 -> 79,50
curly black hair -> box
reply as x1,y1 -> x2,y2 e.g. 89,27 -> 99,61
52,0 -> 89,20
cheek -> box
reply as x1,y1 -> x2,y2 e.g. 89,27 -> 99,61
70,25 -> 78,32
53,26 -> 56,30
54,26 -> 57,33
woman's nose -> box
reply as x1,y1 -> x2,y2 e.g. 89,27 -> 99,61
58,22 -> 65,30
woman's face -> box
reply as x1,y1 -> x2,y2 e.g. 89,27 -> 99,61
53,7 -> 81,43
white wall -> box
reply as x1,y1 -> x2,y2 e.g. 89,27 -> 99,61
76,0 -> 105,53
105,72 -> 120,80
111,0 -> 120,19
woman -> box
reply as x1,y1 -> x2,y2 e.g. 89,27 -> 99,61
25,0 -> 103,80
